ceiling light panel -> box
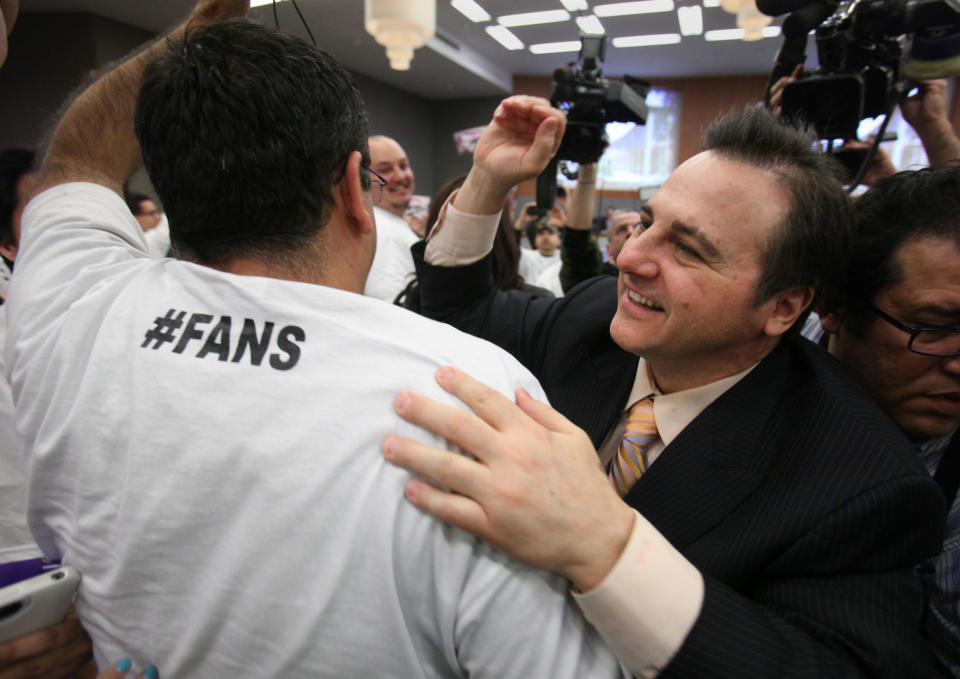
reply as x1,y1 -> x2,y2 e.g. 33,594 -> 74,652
677,5 -> 703,35
575,15 -> 606,34
704,25 -> 780,40
612,33 -> 681,46
486,25 -> 525,50
529,40 -> 583,54
594,0 -> 675,16
560,0 -> 590,9
704,27 -> 743,40
250,0 -> 288,6
498,9 -> 571,26
702,0 -> 720,6
451,0 -> 491,22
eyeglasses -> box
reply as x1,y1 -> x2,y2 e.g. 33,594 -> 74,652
869,305 -> 960,357
363,166 -> 388,206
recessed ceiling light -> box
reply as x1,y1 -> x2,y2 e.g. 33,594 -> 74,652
575,15 -> 606,35
451,0 -> 491,22
677,6 -> 703,35
498,10 -> 571,26
704,28 -> 743,40
702,0 -> 720,6
612,33 -> 682,46
529,40 -> 583,54
486,25 -> 525,50
594,0 -> 675,16
704,25 -> 779,40
560,0 -> 590,9
250,0 -> 289,6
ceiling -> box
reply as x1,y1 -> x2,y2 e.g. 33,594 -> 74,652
22,0 -> 802,99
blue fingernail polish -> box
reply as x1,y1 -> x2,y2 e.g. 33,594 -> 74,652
115,657 -> 132,672
143,665 -> 159,679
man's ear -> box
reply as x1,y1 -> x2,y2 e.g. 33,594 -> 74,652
338,150 -> 374,236
763,286 -> 815,337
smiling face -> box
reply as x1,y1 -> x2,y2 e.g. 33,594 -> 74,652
610,151 -> 797,393
824,236 -> 960,440
369,136 -> 414,218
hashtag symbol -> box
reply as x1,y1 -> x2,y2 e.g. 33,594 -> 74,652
141,309 -> 186,349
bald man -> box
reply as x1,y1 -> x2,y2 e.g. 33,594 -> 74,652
364,135 -> 418,303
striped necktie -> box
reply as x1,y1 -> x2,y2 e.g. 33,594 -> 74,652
608,397 -> 658,497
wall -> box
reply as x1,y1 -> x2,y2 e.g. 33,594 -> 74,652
0,13 -> 152,150
351,71 -> 438,197
430,96 -> 503,188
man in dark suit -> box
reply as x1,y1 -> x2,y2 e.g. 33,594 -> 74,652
381,96 -> 947,677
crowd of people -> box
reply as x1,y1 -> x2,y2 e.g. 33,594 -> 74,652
0,0 -> 957,677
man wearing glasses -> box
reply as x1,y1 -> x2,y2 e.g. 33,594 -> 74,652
363,135 -> 419,303
814,166 -> 960,676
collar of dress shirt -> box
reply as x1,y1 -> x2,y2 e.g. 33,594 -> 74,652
625,358 -> 758,447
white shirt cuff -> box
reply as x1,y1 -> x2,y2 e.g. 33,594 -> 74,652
423,189 -> 500,267
573,510 -> 704,678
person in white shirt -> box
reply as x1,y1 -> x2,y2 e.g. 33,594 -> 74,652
6,4 -> 631,678
519,221 -> 562,284
363,135 -> 419,302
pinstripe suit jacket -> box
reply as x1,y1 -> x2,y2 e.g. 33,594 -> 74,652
415,243 -> 948,678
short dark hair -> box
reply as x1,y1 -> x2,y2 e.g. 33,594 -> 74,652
123,191 -> 154,216
701,105 -> 854,307
135,19 -> 369,267
826,165 -> 960,333
0,148 -> 35,248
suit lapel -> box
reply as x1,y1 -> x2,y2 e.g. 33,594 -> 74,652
581,345 -> 638,448
623,342 -> 792,551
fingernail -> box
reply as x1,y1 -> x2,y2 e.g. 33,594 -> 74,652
405,482 -> 419,500
143,666 -> 159,679
383,436 -> 396,459
115,658 -> 132,673
395,393 -> 410,412
436,366 -> 453,383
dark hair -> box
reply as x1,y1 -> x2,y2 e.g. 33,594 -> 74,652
825,165 -> 960,333
0,148 -> 35,248
135,19 -> 369,267
702,104 -> 854,307
123,191 -> 154,216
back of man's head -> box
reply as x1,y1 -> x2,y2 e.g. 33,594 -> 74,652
828,165 -> 960,333
702,105 -> 854,309
135,19 -> 369,268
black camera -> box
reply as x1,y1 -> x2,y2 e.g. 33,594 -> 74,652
764,0 -> 960,140
536,35 -> 651,210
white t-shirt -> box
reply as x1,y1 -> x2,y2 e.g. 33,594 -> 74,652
6,183 -> 627,679
535,260 -> 565,297
518,249 -> 560,285
0,308 -> 42,563
363,205 -> 418,303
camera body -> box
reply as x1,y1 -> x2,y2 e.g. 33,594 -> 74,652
536,35 -> 650,210
775,0 -> 960,139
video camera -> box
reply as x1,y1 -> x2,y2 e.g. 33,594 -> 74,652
535,35 -> 651,212
763,0 -> 960,142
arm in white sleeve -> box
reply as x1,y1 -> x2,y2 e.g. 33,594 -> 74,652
423,190 -> 501,267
